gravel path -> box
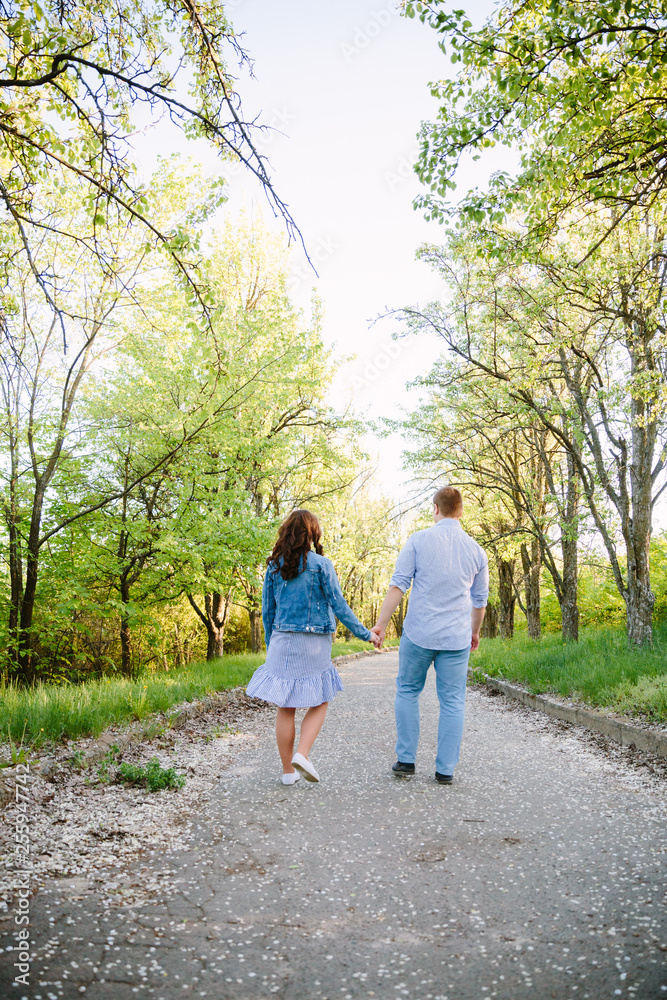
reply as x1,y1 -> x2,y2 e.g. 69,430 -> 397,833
1,651 -> 666,1000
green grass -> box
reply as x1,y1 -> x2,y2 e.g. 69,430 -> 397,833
0,638 -> 397,751
470,622 -> 667,722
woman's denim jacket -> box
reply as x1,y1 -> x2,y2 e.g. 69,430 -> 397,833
262,551 -> 372,644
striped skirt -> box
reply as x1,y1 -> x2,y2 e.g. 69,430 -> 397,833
246,630 -> 343,708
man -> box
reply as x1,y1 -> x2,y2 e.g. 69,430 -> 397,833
371,486 -> 488,784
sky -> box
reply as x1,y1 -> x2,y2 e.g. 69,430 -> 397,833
134,0 -> 506,510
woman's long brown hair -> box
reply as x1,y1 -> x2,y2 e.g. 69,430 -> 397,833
267,509 -> 323,580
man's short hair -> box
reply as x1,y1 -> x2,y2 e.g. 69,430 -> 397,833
433,486 -> 463,517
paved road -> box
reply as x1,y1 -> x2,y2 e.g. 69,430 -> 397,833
1,652 -> 666,999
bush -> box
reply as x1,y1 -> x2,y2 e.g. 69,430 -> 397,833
117,756 -> 186,792
222,607 -> 253,654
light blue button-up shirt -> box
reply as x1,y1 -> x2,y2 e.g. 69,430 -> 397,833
390,518 -> 489,650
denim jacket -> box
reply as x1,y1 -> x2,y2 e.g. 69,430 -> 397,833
262,551 -> 372,644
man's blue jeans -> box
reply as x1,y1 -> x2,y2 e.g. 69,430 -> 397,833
395,633 -> 470,775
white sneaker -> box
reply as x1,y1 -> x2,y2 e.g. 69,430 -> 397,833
291,752 -> 320,783
281,771 -> 301,786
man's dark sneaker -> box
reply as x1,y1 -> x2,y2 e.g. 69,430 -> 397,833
392,761 -> 415,776
435,772 -> 453,784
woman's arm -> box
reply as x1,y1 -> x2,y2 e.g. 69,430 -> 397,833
319,561 -> 373,642
262,568 -> 277,645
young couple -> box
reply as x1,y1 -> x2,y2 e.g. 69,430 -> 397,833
246,487 -> 489,786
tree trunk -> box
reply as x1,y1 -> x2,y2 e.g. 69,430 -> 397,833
497,559 -> 515,639
119,572 -> 133,675
622,321 -> 656,646
481,602 -> 498,638
173,622 -> 184,668
625,390 -> 655,645
206,591 -> 232,659
6,424 -> 23,654
206,621 -> 225,659
624,487 -> 654,646
7,507 -> 23,662
120,616 -> 132,674
560,448 -> 580,642
625,580 -> 654,647
391,593 -> 407,637
560,552 -> 579,643
249,608 -> 264,654
520,539 -> 541,639
187,590 -> 233,661
16,489 -> 46,680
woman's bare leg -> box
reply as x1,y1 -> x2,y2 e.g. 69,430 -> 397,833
296,702 -> 329,759
276,708 -> 297,772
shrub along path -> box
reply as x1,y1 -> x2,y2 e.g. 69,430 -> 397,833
1,652 -> 666,1000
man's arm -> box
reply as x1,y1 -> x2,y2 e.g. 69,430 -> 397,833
471,606 -> 486,651
470,552 -> 489,651
371,538 -> 416,648
370,586 -> 405,647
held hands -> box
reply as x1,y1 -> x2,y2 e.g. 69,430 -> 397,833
370,624 -> 385,649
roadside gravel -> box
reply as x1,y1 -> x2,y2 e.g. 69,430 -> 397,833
0,689 -> 273,910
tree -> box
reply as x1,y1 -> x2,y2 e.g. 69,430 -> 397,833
81,217 -> 362,664
407,0 -> 667,254
396,323 -> 581,639
1,180 -> 146,678
399,210 -> 667,646
322,473 -> 406,637
180,219 -> 360,658
0,0 -> 299,343
0,168 -> 254,680
398,396 -> 540,637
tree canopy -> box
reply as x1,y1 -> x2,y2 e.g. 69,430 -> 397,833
0,0 -> 300,343
407,0 -> 667,252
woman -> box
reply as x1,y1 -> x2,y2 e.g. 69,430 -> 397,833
246,509 -> 379,784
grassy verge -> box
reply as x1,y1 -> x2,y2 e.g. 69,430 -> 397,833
470,623 -> 667,723
0,638 -> 398,751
